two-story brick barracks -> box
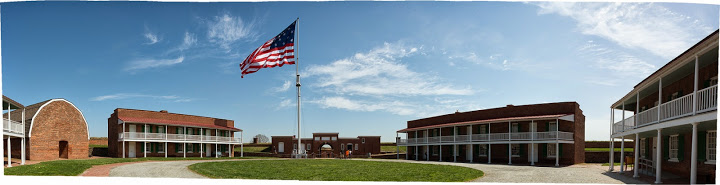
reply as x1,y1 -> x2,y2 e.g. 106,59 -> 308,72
108,108 -> 243,158
271,133 -> 380,158
609,30 -> 717,184
397,102 -> 585,166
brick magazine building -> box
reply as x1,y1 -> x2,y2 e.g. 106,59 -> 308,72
271,133 -> 380,158
4,98 -> 90,161
397,102 -> 585,166
609,30 -> 717,184
108,108 -> 243,158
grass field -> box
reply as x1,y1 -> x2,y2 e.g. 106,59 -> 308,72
189,159 -> 483,182
3,156 -> 270,176
381,145 -> 407,153
236,146 -> 270,153
585,148 -> 634,152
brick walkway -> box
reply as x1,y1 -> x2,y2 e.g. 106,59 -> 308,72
80,161 -> 147,177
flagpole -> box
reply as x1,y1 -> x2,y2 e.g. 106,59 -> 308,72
295,17 -> 302,158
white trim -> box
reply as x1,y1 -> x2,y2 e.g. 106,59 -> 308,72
669,134 -> 679,161
707,130 -> 716,162
29,99 -> 90,140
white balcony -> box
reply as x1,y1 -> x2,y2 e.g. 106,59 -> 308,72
400,131 -> 573,145
3,118 -> 23,136
119,132 -> 241,143
616,85 -> 717,134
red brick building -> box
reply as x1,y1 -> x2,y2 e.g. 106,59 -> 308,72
397,102 -> 585,166
4,98 -> 90,161
609,30 -> 717,184
271,133 -> 380,158
107,108 -> 243,158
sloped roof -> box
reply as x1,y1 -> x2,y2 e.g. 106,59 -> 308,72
5,99 -> 53,134
2,95 -> 24,109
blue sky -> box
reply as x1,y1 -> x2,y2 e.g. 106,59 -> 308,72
1,2 -> 717,142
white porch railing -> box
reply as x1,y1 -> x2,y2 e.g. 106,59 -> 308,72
510,132 -> 532,140
440,136 -> 454,143
612,115 -> 636,134
636,106 -> 659,126
120,132 -> 240,143
697,84 -> 718,112
3,118 -> 23,135
471,134 -> 490,141
629,85 -> 717,130
400,131 -> 573,145
456,135 -> 470,141
660,93 -> 694,121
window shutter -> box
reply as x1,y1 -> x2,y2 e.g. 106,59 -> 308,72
678,134 -> 684,161
141,125 -> 144,132
194,144 -> 199,153
519,144 -> 525,156
559,144 -> 563,158
485,125 -> 489,134
175,143 -> 180,153
704,80 -> 710,88
698,131 -> 707,161
645,138 -> 651,159
546,122 -> 550,132
541,143 -> 547,157
176,127 -> 179,134
140,143 -> 144,152
663,136 -> 669,160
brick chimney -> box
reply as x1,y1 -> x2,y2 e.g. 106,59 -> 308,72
160,110 -> 168,113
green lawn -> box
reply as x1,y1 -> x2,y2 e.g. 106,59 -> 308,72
4,156 -> 270,176
235,146 -> 270,153
381,145 -> 407,153
189,159 -> 483,182
585,148 -> 634,152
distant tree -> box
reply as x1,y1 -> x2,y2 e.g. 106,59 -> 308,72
254,134 -> 270,143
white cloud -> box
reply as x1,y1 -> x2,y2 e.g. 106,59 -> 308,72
536,2 -> 714,59
207,12 -> 257,51
305,42 -> 473,96
143,25 -> 160,45
309,96 -> 482,117
272,80 -> 292,93
578,40 -> 656,76
91,93 -> 184,101
278,98 -> 294,109
125,56 -> 184,71
178,31 -> 197,51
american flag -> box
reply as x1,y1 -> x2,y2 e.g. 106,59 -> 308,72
240,20 -> 296,78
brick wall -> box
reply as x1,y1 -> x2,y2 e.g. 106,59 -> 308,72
29,100 -> 89,160
586,141 -> 635,148
90,138 -> 108,146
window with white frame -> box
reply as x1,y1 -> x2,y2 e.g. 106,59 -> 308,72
511,144 -> 520,156
708,130 -> 716,162
669,135 -> 679,161
158,126 -> 165,133
711,76 -> 718,86
355,144 -> 358,150
158,143 -> 165,153
332,137 -> 337,141
511,123 -> 519,133
548,144 -> 557,158
321,137 -> 330,141
362,138 -> 365,143
341,144 -> 345,151
306,144 -> 311,150
478,145 -> 487,156
479,125 -> 487,134
549,122 -> 558,131
145,143 -> 150,152
315,137 -> 320,140
187,143 -> 193,153
640,138 -> 646,159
